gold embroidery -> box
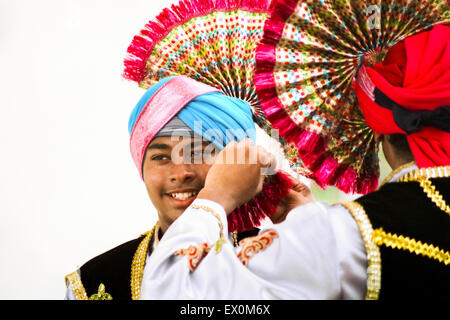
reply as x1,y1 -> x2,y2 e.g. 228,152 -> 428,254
232,231 -> 238,247
417,177 -> 450,215
65,271 -> 88,300
175,243 -> 211,271
89,283 -> 112,300
237,230 -> 278,266
399,165 -> 450,181
398,166 -> 450,216
130,222 -> 158,300
372,228 -> 450,266
191,204 -> 226,253
339,202 -> 381,300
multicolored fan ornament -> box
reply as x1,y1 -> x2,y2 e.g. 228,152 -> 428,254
123,0 -> 296,232
124,0 -> 274,131
254,0 -> 450,194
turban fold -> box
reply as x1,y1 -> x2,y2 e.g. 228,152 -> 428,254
154,116 -> 194,138
128,75 -> 256,179
355,25 -> 450,168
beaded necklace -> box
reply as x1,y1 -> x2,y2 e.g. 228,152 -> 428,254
130,221 -> 158,300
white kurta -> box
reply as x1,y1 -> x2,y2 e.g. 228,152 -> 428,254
65,200 -> 367,300
139,199 -> 367,299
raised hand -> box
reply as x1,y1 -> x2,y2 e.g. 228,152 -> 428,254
270,173 -> 315,224
197,139 -> 276,214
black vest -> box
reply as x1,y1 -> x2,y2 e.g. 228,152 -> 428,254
79,234 -> 147,300
355,177 -> 450,300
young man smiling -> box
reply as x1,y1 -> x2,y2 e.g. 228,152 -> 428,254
64,75 -> 290,300
143,135 -> 220,234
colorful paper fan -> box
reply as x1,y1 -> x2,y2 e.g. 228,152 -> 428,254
123,0 -> 297,232
123,0 -> 275,132
254,0 -> 450,194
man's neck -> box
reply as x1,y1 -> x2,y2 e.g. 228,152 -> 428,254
389,158 -> 414,171
382,138 -> 414,171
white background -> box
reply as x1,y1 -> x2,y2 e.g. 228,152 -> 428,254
0,0 -> 174,299
1,0 -> 381,299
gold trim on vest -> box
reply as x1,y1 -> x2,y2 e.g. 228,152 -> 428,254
339,201 -> 381,300
398,166 -> 450,216
65,271 -> 88,300
372,228 -> 450,266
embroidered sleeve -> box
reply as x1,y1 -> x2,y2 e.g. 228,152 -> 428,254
140,199 -> 344,299
237,230 -> 279,266
175,243 -> 211,271
191,203 -> 227,253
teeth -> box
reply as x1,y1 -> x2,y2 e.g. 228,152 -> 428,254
169,191 -> 198,200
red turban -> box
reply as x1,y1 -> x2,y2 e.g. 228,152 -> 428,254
355,24 -> 450,168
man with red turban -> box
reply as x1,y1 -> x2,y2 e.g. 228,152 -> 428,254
349,24 -> 449,299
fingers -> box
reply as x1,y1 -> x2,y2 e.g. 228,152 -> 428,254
257,145 -> 277,169
216,139 -> 276,170
293,182 -> 310,194
281,171 -> 312,196
254,174 -> 265,195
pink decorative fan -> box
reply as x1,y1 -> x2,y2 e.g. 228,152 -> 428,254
254,0 -> 450,194
123,0 -> 296,232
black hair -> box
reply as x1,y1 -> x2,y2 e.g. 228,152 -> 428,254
386,133 -> 414,162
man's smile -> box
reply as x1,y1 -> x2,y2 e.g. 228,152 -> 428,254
168,191 -> 199,200
164,188 -> 202,207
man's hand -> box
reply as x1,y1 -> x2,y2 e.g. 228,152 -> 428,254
270,173 -> 315,224
197,139 -> 276,214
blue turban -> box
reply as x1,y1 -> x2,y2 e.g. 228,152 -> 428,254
128,76 -> 256,149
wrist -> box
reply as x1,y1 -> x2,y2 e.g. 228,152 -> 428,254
197,188 -> 237,215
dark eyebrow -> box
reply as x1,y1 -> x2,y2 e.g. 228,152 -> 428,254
147,143 -> 171,151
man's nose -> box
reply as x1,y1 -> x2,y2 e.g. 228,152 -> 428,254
169,163 -> 196,183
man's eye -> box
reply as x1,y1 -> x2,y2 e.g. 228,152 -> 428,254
191,150 -> 203,157
151,154 -> 170,161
